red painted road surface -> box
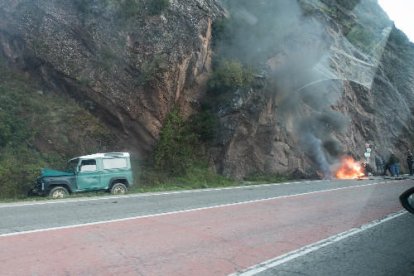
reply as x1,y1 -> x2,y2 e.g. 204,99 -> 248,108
0,181 -> 410,275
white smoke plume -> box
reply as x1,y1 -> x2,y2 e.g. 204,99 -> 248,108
216,0 -> 393,177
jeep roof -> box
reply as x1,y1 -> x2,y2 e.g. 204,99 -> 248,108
69,152 -> 130,161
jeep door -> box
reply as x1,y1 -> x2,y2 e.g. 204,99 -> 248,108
76,159 -> 102,191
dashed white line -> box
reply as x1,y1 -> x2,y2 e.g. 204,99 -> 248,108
231,210 -> 407,276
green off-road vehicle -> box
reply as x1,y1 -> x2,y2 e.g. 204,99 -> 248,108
31,152 -> 134,199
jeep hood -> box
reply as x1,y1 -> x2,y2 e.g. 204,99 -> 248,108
41,168 -> 74,177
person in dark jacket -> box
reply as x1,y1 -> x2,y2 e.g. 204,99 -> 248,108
375,155 -> 384,176
407,150 -> 414,176
388,153 -> 400,177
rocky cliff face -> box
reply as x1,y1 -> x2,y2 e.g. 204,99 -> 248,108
0,0 -> 223,157
1,0 -> 414,179
209,0 -> 414,178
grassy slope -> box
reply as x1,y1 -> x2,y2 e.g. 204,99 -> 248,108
0,57 -> 117,199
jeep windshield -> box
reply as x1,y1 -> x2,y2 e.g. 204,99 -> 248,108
66,158 -> 79,173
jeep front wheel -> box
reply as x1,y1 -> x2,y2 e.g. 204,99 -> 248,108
49,186 -> 69,199
111,183 -> 127,195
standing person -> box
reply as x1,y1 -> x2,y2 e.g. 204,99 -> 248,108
375,155 -> 384,176
407,150 -> 414,176
396,157 -> 401,177
388,153 -> 400,177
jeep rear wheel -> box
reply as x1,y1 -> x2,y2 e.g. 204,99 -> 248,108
49,186 -> 69,199
111,183 -> 127,195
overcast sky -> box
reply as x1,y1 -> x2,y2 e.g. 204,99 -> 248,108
378,0 -> 414,42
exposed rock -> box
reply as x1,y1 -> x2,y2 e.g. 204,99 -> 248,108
0,0 -> 223,157
210,0 -> 414,179
1,0 -> 414,180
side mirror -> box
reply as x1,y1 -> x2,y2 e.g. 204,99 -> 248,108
399,187 -> 414,214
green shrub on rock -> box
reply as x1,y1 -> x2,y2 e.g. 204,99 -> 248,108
154,108 -> 196,175
208,60 -> 254,93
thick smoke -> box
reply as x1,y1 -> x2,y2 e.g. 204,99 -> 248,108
301,133 -> 331,177
217,0 -> 393,177
216,0 -> 344,176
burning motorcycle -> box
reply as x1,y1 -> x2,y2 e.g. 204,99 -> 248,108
399,187 -> 414,214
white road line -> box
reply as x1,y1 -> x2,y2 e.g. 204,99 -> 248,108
0,181 -> 389,237
0,180 -> 334,208
231,210 -> 407,276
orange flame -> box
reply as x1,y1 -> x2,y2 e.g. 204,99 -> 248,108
335,156 -> 365,179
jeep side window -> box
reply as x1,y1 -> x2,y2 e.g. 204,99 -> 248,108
79,159 -> 97,172
102,158 -> 127,169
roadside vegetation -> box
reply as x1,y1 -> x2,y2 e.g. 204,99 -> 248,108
244,173 -> 292,184
208,59 -> 254,94
137,106 -> 235,191
0,59 -> 116,200
0,0 -> 299,202
0,62 -> 288,202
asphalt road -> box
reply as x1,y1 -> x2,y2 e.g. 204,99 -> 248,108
0,179 -> 387,234
0,178 -> 413,275
255,213 -> 414,276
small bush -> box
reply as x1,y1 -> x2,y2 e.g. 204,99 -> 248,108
154,107 -> 196,175
188,110 -> 218,143
0,148 -> 47,199
153,106 -> 219,176
208,60 -> 254,93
